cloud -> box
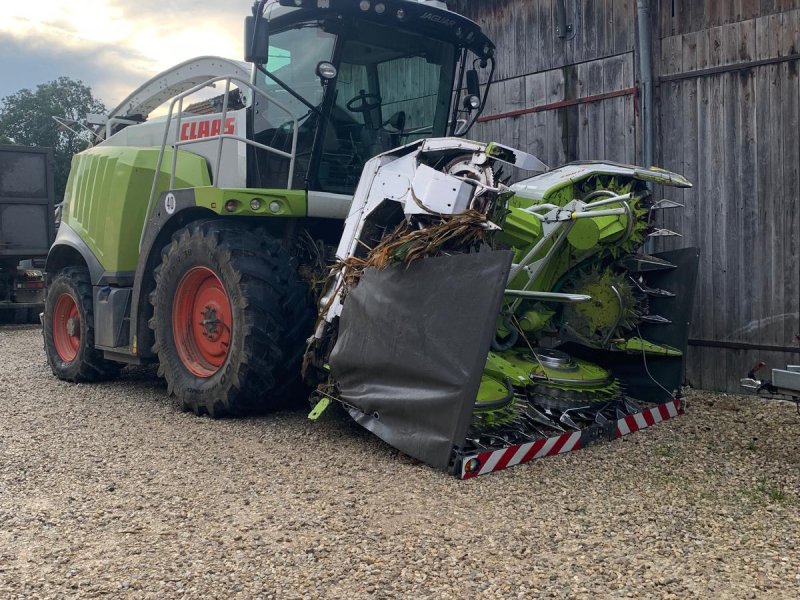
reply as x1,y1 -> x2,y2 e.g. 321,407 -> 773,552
0,32 -> 151,108
0,0 -> 245,109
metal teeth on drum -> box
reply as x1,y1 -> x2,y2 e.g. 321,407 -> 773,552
648,228 -> 682,238
617,253 -> 677,272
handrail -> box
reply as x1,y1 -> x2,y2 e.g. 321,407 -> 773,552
141,75 -> 300,250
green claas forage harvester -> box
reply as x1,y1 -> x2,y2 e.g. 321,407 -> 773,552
45,0 -> 699,477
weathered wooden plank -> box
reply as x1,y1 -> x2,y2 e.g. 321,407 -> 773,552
623,89 -> 637,164
696,25 -> 711,69
575,60 -> 591,160
503,77 -> 527,150
660,34 -> 683,75
551,0 -> 568,68
539,0 -> 554,73
768,12 -> 783,57
523,0 -> 541,76
614,0 -> 634,54
696,74 -> 714,345
596,0 -> 611,59
689,0 -> 708,35
754,13 -> 773,59
687,71 -> 718,388
659,78 -> 686,248
681,30 -> 700,71
721,71 -> 741,390
781,11 -> 800,351
753,58 -> 773,350
735,67 -> 759,348
779,57 -> 800,354
602,54 -> 627,163
564,63 -> 581,162
719,22 -> 740,64
767,62 -> 785,348
781,7 -> 800,54
544,66 -> 566,167
738,0 -> 763,22
523,70 -> 548,162
583,60 -> 605,160
736,18 -> 757,62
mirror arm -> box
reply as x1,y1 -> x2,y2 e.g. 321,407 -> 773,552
256,64 -> 321,115
449,49 -> 468,136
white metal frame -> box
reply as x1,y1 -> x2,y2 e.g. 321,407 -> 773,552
142,75 -> 300,249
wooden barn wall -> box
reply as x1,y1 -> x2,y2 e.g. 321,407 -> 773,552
451,0 -> 640,170
452,1 -> 800,392
653,2 -> 800,391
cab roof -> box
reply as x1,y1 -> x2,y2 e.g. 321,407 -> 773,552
266,0 -> 495,59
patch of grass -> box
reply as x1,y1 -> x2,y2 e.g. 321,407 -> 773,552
654,446 -> 674,458
746,440 -> 757,452
743,478 -> 792,504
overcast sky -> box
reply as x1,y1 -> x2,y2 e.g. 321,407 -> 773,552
0,0 -> 247,110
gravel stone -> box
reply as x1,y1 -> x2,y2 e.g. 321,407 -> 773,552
1,324 -> 799,598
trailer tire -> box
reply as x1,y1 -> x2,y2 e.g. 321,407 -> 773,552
43,267 -> 123,382
150,220 -> 313,417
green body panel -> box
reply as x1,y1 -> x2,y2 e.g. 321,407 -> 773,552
499,351 -> 613,388
614,337 -> 683,357
194,187 -> 306,217
63,146 -> 211,272
484,351 -> 530,386
307,397 -> 331,420
495,207 -> 542,249
566,209 -> 627,250
476,375 -> 510,403
62,146 -> 309,274
517,306 -> 555,333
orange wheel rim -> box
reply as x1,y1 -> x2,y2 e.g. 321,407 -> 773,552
172,267 -> 232,378
52,293 -> 81,362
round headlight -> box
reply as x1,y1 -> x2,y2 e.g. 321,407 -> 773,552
359,0 -> 371,11
316,61 -> 338,81
375,2 -> 386,13
464,94 -> 481,110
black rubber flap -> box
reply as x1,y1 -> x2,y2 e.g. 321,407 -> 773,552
330,250 -> 513,469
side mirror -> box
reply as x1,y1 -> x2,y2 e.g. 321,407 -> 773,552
463,68 -> 481,112
466,69 -> 480,97
244,15 -> 269,63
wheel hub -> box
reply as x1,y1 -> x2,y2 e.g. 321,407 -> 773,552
52,292 -> 81,362
199,305 -> 222,340
172,267 -> 233,378
66,317 -> 79,337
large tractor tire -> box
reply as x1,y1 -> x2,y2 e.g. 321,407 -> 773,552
43,267 -> 123,382
150,220 -> 313,417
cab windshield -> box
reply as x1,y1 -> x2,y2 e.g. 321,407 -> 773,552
251,21 -> 457,194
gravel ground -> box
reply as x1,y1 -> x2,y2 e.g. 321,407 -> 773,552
1,324 -> 799,599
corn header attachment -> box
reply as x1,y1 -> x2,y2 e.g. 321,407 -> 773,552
305,138 -> 699,477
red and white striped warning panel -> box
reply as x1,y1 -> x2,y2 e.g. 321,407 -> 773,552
460,399 -> 685,479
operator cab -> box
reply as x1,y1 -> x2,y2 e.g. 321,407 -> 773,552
248,0 -> 495,195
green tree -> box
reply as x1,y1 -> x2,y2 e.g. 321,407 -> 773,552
0,77 -> 105,200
